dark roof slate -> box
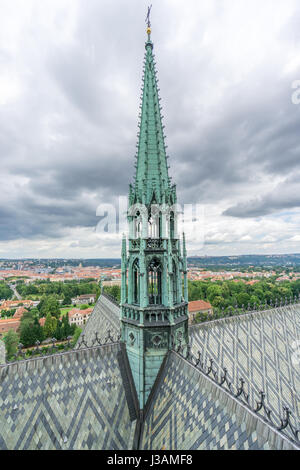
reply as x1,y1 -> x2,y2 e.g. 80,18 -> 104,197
0,341 -> 5,365
76,294 -> 120,348
0,343 -> 138,450
140,351 -> 297,450
189,305 -> 300,442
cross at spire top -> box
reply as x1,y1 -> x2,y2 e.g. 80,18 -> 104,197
146,5 -> 152,27
146,5 -> 152,39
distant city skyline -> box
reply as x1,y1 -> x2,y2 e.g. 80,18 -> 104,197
0,0 -> 300,258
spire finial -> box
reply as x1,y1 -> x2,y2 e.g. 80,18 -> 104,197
146,5 -> 152,37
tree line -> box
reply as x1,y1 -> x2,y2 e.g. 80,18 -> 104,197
3,306 -> 81,360
16,279 -> 100,304
103,278 -> 300,316
0,282 -> 13,300
189,278 -> 300,308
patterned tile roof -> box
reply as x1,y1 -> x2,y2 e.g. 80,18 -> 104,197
189,305 -> 300,442
0,341 -> 5,365
76,294 -> 120,348
0,302 -> 298,450
141,351 -> 297,450
0,343 -> 138,450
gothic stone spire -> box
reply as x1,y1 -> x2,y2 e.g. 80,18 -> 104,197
121,15 -> 189,410
131,26 -> 175,207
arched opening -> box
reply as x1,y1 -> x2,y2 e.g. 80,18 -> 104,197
173,260 -> 178,304
135,211 -> 142,238
170,211 -> 175,239
165,215 -> 169,239
148,258 -> 162,305
149,199 -> 160,239
148,208 -> 161,238
133,259 -> 140,305
148,215 -> 157,238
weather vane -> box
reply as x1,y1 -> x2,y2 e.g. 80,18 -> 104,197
146,5 -> 152,28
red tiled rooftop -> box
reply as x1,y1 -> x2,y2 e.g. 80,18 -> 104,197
68,308 -> 93,318
13,307 -> 28,319
188,300 -> 212,313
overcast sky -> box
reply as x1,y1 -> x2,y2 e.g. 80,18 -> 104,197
0,0 -> 300,259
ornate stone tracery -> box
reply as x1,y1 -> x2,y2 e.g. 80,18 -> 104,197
120,23 -> 189,409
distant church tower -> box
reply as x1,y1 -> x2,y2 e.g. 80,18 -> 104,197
121,13 -> 189,410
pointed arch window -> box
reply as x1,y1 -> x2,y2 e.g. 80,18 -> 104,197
170,211 -> 175,239
133,259 -> 140,305
148,203 -> 160,239
148,258 -> 162,305
148,215 -> 156,238
135,211 -> 142,238
172,260 -> 178,304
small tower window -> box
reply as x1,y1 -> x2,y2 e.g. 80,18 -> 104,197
148,212 -> 160,238
148,258 -> 162,305
148,215 -> 155,238
133,259 -> 140,305
149,201 -> 160,239
135,211 -> 142,238
173,260 -> 178,304
170,211 -> 175,239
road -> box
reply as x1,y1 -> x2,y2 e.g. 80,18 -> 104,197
9,284 -> 22,300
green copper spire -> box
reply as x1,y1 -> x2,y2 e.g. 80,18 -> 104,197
130,23 -> 176,207
121,12 -> 189,410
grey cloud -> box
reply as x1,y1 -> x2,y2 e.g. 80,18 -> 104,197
224,174 -> 300,218
0,0 -> 300,256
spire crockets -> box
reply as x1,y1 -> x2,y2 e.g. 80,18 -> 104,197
121,10 -> 189,410
130,14 -> 175,207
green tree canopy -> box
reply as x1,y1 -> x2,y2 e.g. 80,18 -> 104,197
43,313 -> 58,339
39,295 -> 61,319
0,283 -> 13,300
71,327 -> 82,347
80,304 -> 89,310
206,285 -> 223,303
20,318 -> 43,348
4,330 -> 19,360
237,293 -> 250,307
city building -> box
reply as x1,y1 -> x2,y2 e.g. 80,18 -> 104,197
71,294 -> 96,305
13,307 -> 28,319
0,318 -> 20,337
188,300 -> 213,323
102,279 -> 121,287
0,300 -> 34,311
68,308 -> 93,326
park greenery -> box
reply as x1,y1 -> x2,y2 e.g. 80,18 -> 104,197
103,285 -> 121,303
0,282 -> 13,300
16,279 -> 100,304
3,323 -> 83,361
3,274 -> 300,357
3,307 -> 81,360
0,279 -> 100,359
1,292 -> 89,358
0,308 -> 17,319
18,307 -> 77,348
103,277 -> 300,323
188,278 -> 300,308
3,330 -> 19,360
